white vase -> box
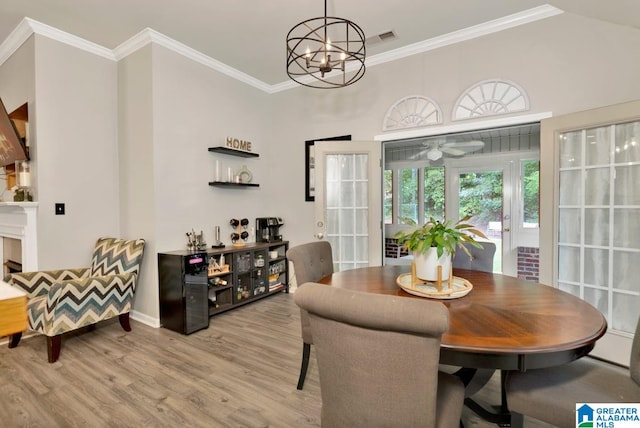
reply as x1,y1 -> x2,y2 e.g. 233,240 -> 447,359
414,247 -> 452,282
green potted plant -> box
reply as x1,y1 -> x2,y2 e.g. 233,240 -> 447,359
394,215 -> 487,281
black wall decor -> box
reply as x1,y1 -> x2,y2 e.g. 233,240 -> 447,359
305,134 -> 351,202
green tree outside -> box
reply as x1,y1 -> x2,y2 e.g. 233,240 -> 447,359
387,162 -> 539,229
423,167 -> 445,220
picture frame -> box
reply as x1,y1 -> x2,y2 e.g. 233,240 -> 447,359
0,99 -> 29,168
305,135 -> 351,201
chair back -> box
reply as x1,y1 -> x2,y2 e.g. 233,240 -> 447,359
89,237 -> 146,277
452,241 -> 496,273
287,241 -> 334,345
294,282 -> 450,428
630,315 -> 640,385
287,241 -> 334,285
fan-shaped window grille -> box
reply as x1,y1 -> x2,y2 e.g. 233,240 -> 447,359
452,79 -> 530,121
383,96 -> 443,131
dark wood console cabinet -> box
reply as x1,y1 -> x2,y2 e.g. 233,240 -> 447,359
158,241 -> 289,334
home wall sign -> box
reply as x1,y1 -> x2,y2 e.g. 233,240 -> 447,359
226,137 -> 252,152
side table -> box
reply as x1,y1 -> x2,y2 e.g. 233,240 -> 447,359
0,281 -> 28,343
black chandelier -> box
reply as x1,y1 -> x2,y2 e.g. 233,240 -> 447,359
286,0 -> 366,89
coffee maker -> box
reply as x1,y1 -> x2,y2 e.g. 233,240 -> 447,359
256,217 -> 284,242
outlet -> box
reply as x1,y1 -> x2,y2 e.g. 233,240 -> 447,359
55,203 -> 65,215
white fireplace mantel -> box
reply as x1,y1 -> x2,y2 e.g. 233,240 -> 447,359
0,202 -> 38,272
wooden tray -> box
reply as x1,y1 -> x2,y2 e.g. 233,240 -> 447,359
208,264 -> 230,276
396,273 -> 473,299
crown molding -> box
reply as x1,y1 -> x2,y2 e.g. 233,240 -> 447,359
112,27 -> 154,61
114,28 -> 273,93
366,5 -> 562,68
0,18 -> 35,66
269,79 -> 299,93
0,5 -> 562,92
0,17 -> 115,67
28,17 -> 115,60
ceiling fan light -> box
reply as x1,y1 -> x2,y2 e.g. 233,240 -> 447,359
427,148 -> 442,161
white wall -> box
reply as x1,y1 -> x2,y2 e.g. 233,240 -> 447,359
150,44 -> 272,252
33,35 -> 119,268
117,43 -> 272,321
118,45 -> 157,324
0,34 -> 120,269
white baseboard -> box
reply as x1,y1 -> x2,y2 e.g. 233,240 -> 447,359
0,312 -> 160,347
131,310 -> 160,328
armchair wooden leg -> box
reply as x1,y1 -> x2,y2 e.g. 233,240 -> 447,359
297,342 -> 311,390
119,313 -> 132,332
47,335 -> 61,363
8,332 -> 22,348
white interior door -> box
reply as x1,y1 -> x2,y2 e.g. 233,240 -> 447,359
314,141 -> 382,271
446,160 -> 515,276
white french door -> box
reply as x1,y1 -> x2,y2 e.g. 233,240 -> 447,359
314,141 -> 382,271
540,100 -> 640,365
446,159 -> 516,276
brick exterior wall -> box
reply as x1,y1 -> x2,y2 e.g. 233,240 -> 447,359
517,246 -> 539,281
385,238 -> 409,259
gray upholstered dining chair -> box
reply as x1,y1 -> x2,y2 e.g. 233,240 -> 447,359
506,315 -> 640,427
295,282 -> 465,428
286,241 -> 334,390
452,241 -> 496,273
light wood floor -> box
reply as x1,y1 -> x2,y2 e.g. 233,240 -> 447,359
0,292 -> 555,427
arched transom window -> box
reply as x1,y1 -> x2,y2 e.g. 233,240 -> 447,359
452,79 -> 529,121
383,95 -> 443,131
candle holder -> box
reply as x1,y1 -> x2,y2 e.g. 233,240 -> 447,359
12,161 -> 33,202
16,160 -> 31,188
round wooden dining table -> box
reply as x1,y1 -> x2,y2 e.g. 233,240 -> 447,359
317,265 -> 608,425
318,265 -> 607,371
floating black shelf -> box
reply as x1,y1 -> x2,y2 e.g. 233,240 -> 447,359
209,181 -> 259,188
208,147 -> 259,158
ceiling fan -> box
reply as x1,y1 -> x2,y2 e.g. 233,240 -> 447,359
415,138 -> 485,161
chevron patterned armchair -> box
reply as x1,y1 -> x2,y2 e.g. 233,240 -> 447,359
4,237 -> 146,363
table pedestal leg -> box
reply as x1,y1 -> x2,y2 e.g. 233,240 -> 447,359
454,368 -> 513,427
